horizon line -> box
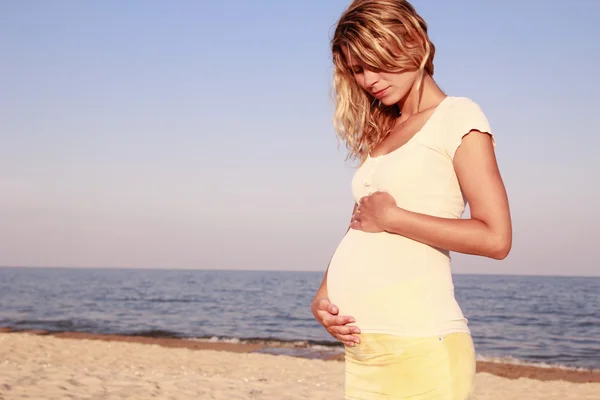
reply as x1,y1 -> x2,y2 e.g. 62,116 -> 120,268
0,265 -> 598,279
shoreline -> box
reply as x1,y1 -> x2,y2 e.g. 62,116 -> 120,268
2,327 -> 599,383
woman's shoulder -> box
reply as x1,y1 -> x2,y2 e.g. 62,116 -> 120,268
444,96 -> 487,116
431,96 -> 494,159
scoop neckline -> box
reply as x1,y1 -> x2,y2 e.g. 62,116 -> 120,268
367,96 -> 452,160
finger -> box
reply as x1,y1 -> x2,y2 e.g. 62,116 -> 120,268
317,309 -> 344,324
337,334 -> 361,345
323,314 -> 356,327
316,309 -> 333,322
321,313 -> 354,329
332,333 -> 360,347
316,301 -> 338,315
341,322 -> 361,334
328,303 -> 339,315
329,324 -> 360,336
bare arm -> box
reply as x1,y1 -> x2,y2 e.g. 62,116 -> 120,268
354,131 -> 512,259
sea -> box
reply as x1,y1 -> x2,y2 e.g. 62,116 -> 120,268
0,267 -> 598,371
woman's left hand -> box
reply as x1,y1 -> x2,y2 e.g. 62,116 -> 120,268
350,191 -> 397,233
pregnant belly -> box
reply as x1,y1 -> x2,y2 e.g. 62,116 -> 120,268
326,229 -> 463,334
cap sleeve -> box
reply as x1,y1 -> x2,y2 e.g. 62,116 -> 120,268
443,97 -> 495,160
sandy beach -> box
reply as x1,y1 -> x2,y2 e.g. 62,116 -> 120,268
1,330 -> 599,399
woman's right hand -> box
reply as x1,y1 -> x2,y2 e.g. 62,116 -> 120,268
311,297 -> 361,347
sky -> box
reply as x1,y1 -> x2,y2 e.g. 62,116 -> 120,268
1,0 -> 599,277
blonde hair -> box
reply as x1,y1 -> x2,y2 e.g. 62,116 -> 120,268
331,0 -> 435,162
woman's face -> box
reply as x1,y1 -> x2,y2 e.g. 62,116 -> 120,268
346,53 -> 419,107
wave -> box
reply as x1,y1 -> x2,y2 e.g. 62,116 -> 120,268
128,329 -> 183,338
476,354 -> 600,372
105,297 -> 203,303
191,335 -> 343,349
10,318 -> 98,331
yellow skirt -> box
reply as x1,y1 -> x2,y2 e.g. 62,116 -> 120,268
344,333 -> 476,400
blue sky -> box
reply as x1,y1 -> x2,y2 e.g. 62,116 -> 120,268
1,0 -> 599,276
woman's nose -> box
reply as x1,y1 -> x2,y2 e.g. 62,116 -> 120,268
364,70 -> 379,88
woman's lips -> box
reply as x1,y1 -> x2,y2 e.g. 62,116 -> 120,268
372,86 -> 390,98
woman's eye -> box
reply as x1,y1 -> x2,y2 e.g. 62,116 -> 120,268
352,67 -> 363,74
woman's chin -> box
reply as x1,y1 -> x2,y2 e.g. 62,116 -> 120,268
380,97 -> 399,107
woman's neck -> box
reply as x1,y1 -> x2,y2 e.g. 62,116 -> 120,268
398,73 -> 446,117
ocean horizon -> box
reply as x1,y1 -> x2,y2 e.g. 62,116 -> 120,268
3,265 -> 599,278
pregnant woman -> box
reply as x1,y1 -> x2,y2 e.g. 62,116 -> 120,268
311,1 -> 512,399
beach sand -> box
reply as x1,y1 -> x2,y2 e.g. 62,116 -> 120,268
1,330 -> 599,399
